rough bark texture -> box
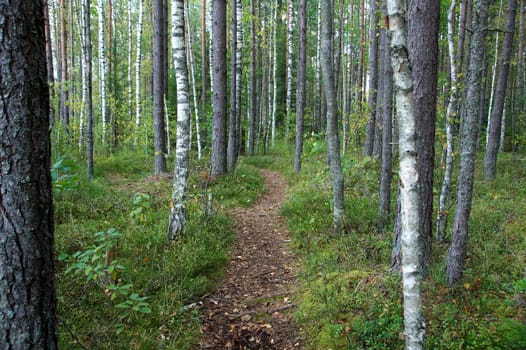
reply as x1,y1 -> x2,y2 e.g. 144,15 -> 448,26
378,25 -> 393,230
168,0 -> 191,240
210,0 -> 227,177
228,0 -> 238,171
154,0 -> 168,175
364,0 -> 379,156
249,0 -> 256,156
484,0 -> 518,180
437,0 -> 459,241
388,1 -> 426,347
408,0 -> 440,274
44,0 -> 55,122
321,0 -> 345,233
0,1 -> 57,347
447,0 -> 490,287
294,0 -> 306,173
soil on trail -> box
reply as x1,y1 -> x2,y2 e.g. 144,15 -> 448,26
198,169 -> 304,349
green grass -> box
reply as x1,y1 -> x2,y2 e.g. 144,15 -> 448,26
275,141 -> 526,349
54,150 -> 264,349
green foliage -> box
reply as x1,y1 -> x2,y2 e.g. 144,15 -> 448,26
55,150 -> 265,349
51,157 -> 79,193
278,148 -> 526,349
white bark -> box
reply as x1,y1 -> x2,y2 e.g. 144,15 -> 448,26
128,1 -> 133,120
437,0 -> 458,241
236,0 -> 243,154
184,1 -> 202,160
271,2 -> 277,146
168,0 -> 191,240
387,1 -> 425,348
134,0 -> 144,146
97,0 -> 107,144
285,0 -> 294,137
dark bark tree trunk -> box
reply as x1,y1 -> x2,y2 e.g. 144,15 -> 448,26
83,0 -> 94,180
294,0 -> 306,173
447,0 -> 490,287
321,0 -> 345,233
484,0 -> 518,180
378,24 -> 393,231
408,0 -> 440,274
0,1 -> 57,347
153,0 -> 168,175
210,0 -> 227,177
201,0 -> 208,148
59,0 -> 69,131
249,0 -> 256,156
227,0 -> 238,170
364,0 -> 379,156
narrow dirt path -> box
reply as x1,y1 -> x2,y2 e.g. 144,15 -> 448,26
198,169 -> 304,349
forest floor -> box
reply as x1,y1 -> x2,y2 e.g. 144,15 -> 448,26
198,169 -> 304,349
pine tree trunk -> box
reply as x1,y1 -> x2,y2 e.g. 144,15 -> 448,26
153,0 -> 168,175
168,0 -> 191,240
437,0 -> 459,241
321,0 -> 345,234
378,23 -> 393,230
185,1 -> 202,160
315,0 -> 322,134
228,0 -> 238,170
447,0 -> 490,287
134,0 -> 144,146
484,0 -> 518,180
249,0 -> 257,156
0,2 -> 57,346
210,0 -> 227,177
408,0 -> 440,275
59,0 -> 70,132
294,0 -> 307,173
84,0 -> 95,180
364,0 -> 379,156
387,1 -> 425,346
44,0 -> 55,124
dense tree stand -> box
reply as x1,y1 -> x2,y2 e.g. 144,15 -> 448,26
199,170 -> 303,349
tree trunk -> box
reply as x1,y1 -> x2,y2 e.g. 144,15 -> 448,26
388,1 -> 425,347
447,0 -> 491,287
98,0 -> 107,144
59,0 -> 69,132
285,0 -> 295,139
271,1 -> 278,146
321,0 -> 345,234
44,0 -> 56,124
128,0 -> 133,120
82,0 -> 95,180
210,0 -> 227,177
228,0 -> 238,170
134,0 -> 144,146
294,0 -> 306,173
408,0 -> 440,274
364,0 -> 379,156
168,0 -> 191,240
437,0 -> 459,241
249,0 -> 256,156
378,22 -> 393,230
201,0 -> 208,147
235,0 -> 243,157
484,0 -> 518,180
0,2 -> 57,347
153,0 -> 168,175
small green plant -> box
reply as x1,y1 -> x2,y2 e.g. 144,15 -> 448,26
129,193 -> 152,222
51,157 -> 79,193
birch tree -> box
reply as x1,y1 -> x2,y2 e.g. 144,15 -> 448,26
134,0 -> 144,146
447,0 -> 491,287
437,0 -> 460,241
235,0 -> 243,156
128,0 -> 133,119
0,1 -> 57,346
82,0 -> 95,180
388,0 -> 425,347
294,0 -> 307,173
97,0 -> 107,144
168,0 -> 191,240
210,0 -> 227,177
249,0 -> 257,155
285,0 -> 294,136
321,0 -> 345,233
484,0 -> 518,180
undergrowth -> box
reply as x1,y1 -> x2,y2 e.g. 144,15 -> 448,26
54,150 -> 264,349
269,139 -> 526,349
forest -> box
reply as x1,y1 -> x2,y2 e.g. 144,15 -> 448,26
0,0 -> 525,349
